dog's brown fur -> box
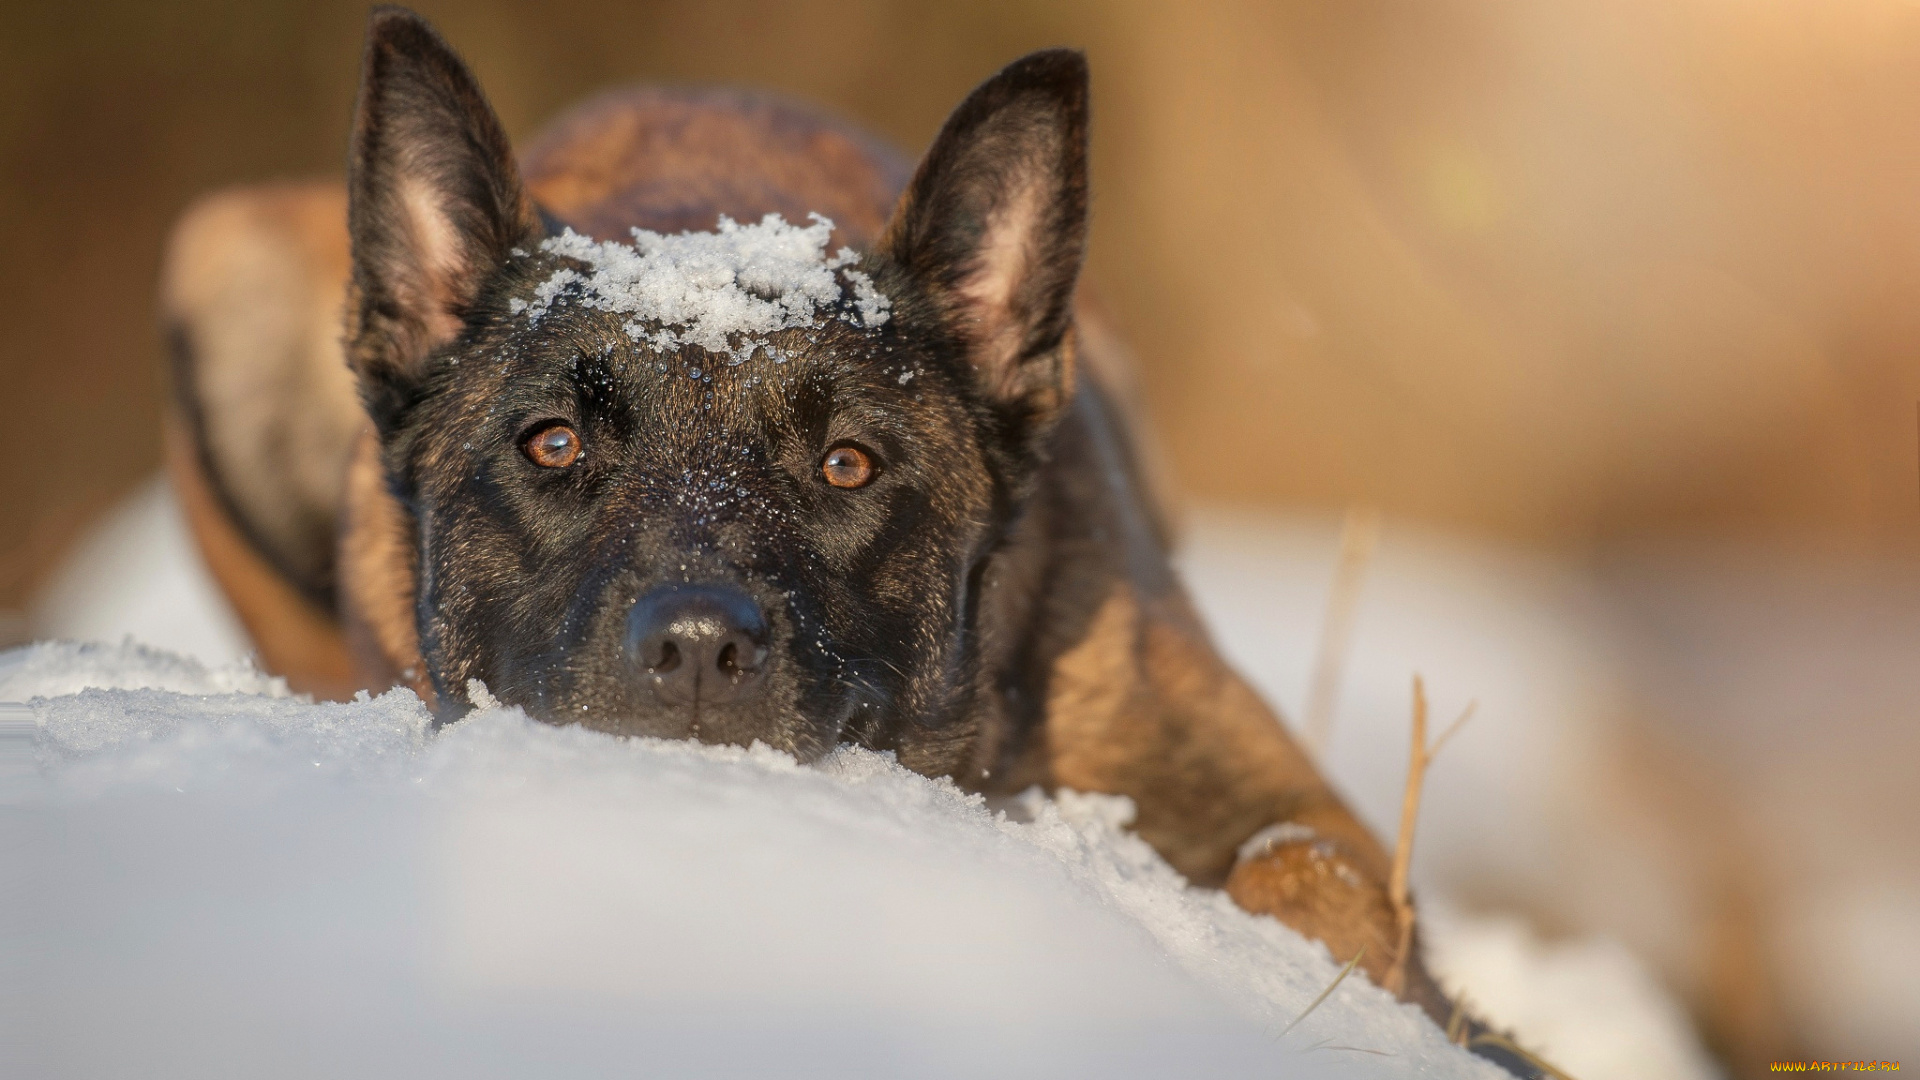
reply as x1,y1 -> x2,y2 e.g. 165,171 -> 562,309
163,183 -> 359,700
165,9 -> 1536,1068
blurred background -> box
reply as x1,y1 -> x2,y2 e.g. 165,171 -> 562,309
4,0 -> 1917,1073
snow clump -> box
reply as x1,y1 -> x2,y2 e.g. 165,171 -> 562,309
512,213 -> 891,363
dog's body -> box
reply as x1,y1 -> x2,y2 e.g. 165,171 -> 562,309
165,10 -> 1541,1072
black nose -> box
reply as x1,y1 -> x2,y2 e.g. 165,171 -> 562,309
625,584 -> 770,705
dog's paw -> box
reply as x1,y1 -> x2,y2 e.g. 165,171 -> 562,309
1224,825 -> 1400,987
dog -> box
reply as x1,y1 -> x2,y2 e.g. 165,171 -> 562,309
163,8 -> 1544,1073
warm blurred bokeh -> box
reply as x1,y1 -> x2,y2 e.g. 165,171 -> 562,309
10,0 -> 1920,600
5,0 -> 1918,1067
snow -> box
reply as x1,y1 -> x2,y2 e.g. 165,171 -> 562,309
30,477 -> 252,668
6,640 -> 1506,1080
515,213 -> 890,362
13,486 -> 1745,1080
1421,903 -> 1722,1080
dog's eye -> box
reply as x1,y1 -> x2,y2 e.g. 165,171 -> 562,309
525,424 -> 582,468
820,444 -> 877,489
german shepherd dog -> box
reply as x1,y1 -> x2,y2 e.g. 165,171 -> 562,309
164,8 -> 1541,1073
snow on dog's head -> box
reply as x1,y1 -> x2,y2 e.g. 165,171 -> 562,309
513,214 -> 891,360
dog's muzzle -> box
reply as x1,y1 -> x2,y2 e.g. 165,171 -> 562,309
624,583 -> 770,705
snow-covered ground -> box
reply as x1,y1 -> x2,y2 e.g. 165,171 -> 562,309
6,639 -> 1518,1080
7,480 -> 1731,1079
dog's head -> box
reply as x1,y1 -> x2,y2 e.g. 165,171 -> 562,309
344,9 -> 1087,763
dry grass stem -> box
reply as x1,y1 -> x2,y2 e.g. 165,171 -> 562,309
1446,994 -> 1470,1045
1469,1032 -> 1582,1080
1281,943 -> 1367,1037
1383,674 -> 1474,995
1309,1041 -> 1396,1057
1302,505 -> 1380,755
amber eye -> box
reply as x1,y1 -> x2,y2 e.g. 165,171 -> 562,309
820,444 -> 877,489
524,424 -> 582,468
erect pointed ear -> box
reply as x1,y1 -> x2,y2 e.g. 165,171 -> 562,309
882,49 -> 1089,431
346,6 -> 538,435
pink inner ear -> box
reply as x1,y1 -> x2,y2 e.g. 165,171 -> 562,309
956,180 -> 1045,394
398,174 -> 471,346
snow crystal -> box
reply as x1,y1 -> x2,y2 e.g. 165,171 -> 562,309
4,639 -> 1506,1080
514,213 -> 891,362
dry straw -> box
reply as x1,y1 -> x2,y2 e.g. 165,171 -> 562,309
1302,505 -> 1380,756
1384,674 -> 1474,996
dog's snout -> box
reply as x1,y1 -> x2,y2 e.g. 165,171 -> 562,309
625,584 -> 770,704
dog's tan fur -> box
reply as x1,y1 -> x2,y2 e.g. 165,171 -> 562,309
163,183 -> 360,700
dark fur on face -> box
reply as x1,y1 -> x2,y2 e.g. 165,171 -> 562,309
345,7 -> 1088,764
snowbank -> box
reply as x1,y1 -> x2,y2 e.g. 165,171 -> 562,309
18,486 -> 1738,1080
5,640 -> 1507,1080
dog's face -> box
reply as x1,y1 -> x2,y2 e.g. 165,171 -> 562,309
344,11 -> 1086,762
388,233 -> 1002,761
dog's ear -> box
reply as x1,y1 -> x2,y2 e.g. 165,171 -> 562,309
346,6 -> 537,435
882,49 -> 1089,432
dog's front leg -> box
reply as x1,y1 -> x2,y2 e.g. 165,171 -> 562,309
1042,584 -> 1446,1010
